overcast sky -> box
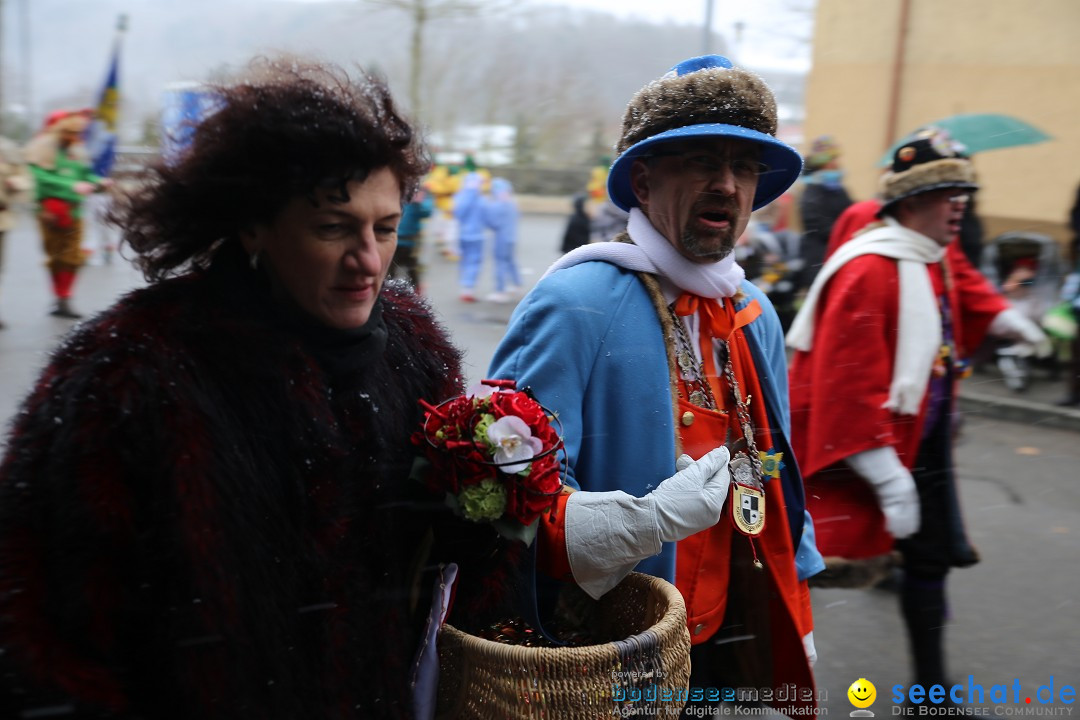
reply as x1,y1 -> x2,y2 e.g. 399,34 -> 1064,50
283,0 -> 817,71
0,0 -> 815,136
536,0 -> 815,71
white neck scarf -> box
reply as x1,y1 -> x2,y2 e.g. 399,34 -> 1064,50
541,208 -> 745,298
786,216 -> 947,416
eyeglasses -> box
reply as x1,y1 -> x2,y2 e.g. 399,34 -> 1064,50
644,150 -> 770,182
912,191 -> 973,208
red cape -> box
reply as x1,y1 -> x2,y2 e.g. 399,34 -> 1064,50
790,208 -> 1008,557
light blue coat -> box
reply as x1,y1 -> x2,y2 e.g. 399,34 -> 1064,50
483,178 -> 519,245
488,260 -> 824,582
452,173 -> 486,242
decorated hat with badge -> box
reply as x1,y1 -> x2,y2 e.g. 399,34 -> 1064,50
803,135 -> 841,173
606,54 -> 802,213
878,127 -> 978,211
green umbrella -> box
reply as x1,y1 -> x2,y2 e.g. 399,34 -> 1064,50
879,113 -> 1052,166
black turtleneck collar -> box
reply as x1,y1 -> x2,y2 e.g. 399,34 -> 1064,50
206,241 -> 389,382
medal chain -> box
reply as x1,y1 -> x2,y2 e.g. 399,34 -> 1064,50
667,302 -> 763,489
668,304 -> 719,410
718,338 -> 764,489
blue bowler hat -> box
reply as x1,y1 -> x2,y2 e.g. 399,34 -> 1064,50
607,55 -> 803,212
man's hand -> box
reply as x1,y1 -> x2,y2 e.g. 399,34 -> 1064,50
563,446 -> 732,599
655,447 -> 731,542
803,631 -> 818,666
845,446 -> 920,539
990,307 -> 1048,347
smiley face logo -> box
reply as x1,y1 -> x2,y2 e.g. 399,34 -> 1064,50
847,678 -> 877,709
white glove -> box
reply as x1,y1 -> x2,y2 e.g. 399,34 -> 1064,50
565,447 -> 731,599
990,307 -> 1048,346
803,631 -> 817,666
658,447 -> 731,542
844,446 -> 919,539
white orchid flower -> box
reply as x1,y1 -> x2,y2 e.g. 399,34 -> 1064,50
466,382 -> 496,399
487,415 -> 543,473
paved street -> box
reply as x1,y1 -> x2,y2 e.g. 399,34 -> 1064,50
1,206 -> 1077,714
0,207 -> 144,424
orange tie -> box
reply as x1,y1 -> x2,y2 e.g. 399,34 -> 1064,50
674,294 -> 762,405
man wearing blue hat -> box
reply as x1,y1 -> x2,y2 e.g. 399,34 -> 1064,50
489,55 -> 824,712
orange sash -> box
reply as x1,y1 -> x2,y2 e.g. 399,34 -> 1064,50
672,295 -> 814,704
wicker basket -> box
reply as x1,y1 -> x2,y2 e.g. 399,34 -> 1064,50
436,572 -> 691,719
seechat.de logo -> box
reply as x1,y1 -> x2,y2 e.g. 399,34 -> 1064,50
849,678 -> 878,717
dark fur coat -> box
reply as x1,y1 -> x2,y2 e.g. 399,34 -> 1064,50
0,245 -> 469,719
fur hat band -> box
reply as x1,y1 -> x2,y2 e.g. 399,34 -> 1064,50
606,54 -> 802,212
879,128 -> 978,210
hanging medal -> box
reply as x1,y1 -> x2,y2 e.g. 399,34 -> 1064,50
731,479 -> 766,536
721,348 -> 766,538
666,297 -> 766,537
727,440 -> 765,537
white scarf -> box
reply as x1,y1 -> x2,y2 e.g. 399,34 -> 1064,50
785,216 -> 946,416
542,208 -> 745,298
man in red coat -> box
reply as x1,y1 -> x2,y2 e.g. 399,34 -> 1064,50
786,129 -> 1046,692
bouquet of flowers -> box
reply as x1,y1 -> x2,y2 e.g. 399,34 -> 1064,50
412,379 -> 565,545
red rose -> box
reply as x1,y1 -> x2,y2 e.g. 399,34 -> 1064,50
530,456 -> 562,495
489,390 -> 545,427
502,455 -> 562,525
448,445 -> 490,487
414,385 -> 564,528
510,392 -> 546,427
533,422 -> 560,449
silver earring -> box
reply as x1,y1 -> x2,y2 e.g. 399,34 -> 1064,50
249,250 -> 261,271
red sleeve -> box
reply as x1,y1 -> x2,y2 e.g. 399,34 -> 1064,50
796,580 -> 814,637
789,254 -> 918,477
535,491 -> 573,581
945,243 -> 1010,357
824,200 -> 883,260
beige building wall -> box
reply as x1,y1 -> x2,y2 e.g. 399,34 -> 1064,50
805,0 -> 1080,246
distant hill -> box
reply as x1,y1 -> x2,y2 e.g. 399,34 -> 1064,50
4,0 -> 805,165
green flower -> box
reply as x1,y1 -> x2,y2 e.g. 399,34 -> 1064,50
458,479 -> 507,522
472,413 -> 497,447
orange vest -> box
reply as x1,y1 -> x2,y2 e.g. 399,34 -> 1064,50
673,297 -> 814,702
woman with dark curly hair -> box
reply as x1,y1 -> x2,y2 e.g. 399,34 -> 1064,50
0,58 -> 467,718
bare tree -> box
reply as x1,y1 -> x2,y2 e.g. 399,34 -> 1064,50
363,0 -> 509,121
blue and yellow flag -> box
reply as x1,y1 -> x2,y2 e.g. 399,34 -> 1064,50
86,16 -> 126,177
